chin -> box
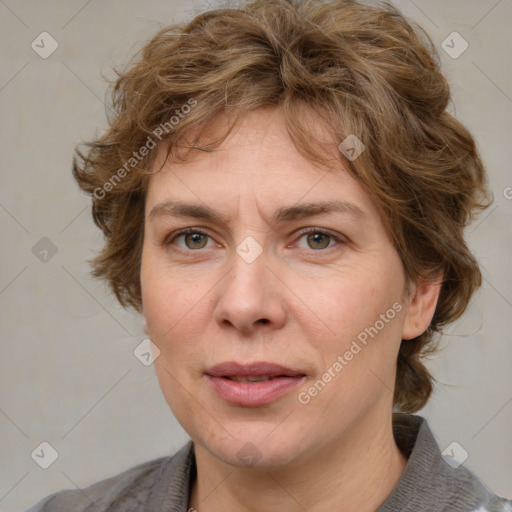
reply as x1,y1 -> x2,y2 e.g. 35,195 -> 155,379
214,440 -> 302,470
193,419 -> 313,470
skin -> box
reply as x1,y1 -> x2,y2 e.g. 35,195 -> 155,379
140,107 -> 441,512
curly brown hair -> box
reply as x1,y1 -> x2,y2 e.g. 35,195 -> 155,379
72,0 -> 491,413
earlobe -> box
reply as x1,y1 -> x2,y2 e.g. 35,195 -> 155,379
401,275 -> 442,340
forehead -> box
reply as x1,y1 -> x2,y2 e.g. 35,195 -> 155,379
156,107 -> 335,171
145,108 -> 382,226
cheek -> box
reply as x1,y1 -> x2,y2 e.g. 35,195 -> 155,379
293,256 -> 406,393
301,269 -> 400,342
140,255 -> 219,380
141,248 -> 201,335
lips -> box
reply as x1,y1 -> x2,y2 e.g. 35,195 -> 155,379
226,375 -> 278,382
205,361 -> 306,406
206,361 -> 305,378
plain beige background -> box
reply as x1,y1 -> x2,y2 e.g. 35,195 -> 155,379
0,0 -> 511,510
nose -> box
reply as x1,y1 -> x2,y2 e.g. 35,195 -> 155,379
214,248 -> 287,334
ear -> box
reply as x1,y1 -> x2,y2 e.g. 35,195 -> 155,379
401,275 -> 442,340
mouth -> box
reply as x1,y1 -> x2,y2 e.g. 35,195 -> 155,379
223,375 -> 289,382
205,361 -> 307,406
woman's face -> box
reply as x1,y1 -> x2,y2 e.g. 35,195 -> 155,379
141,108 -> 419,469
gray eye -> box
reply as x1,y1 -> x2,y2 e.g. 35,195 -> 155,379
309,232 -> 331,249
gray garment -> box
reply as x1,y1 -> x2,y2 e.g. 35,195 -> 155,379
26,414 -> 511,512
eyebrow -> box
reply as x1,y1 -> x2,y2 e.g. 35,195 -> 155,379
148,199 -> 368,225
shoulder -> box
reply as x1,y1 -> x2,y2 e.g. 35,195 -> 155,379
382,414 -> 512,512
444,462 -> 512,512
25,441 -> 194,512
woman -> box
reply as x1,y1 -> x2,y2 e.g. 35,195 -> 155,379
27,0 -> 512,510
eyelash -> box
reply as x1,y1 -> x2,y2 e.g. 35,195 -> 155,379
165,227 -> 345,254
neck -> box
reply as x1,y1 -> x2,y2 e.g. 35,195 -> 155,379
188,410 -> 408,512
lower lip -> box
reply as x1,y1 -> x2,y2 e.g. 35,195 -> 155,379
207,375 -> 306,406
